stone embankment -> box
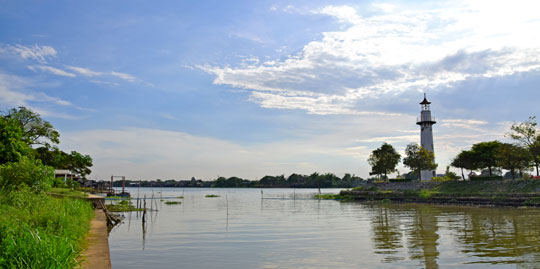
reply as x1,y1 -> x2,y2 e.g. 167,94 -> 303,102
341,180 -> 540,207
81,194 -> 112,269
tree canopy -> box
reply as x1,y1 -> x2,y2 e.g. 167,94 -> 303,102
451,150 -> 477,180
508,116 -> 540,176
403,143 -> 437,181
4,107 -> 60,148
496,143 -> 531,180
368,143 -> 401,181
470,141 -> 502,176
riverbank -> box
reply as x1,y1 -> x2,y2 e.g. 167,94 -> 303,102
0,189 -> 95,268
337,180 -> 540,206
81,209 -> 111,269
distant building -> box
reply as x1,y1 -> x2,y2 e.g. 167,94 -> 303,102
416,94 -> 436,180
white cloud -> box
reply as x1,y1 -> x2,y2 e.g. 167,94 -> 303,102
28,65 -> 76,77
111,71 -> 136,82
201,1 -> 540,115
9,44 -> 57,63
66,65 -> 102,77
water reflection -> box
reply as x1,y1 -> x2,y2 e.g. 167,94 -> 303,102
369,203 -> 540,268
109,188 -> 540,268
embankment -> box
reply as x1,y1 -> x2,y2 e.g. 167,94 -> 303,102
339,180 -> 540,207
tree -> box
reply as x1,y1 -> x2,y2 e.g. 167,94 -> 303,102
368,143 -> 401,182
470,141 -> 502,176
65,151 -> 93,180
4,106 -> 60,148
403,143 -> 437,181
451,150 -> 477,180
0,116 -> 32,164
495,143 -> 531,180
508,116 -> 540,176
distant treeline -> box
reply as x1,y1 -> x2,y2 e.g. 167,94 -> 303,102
112,173 -> 364,188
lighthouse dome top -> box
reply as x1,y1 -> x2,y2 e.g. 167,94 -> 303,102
420,93 -> 431,105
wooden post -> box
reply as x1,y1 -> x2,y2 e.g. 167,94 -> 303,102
122,176 -> 126,194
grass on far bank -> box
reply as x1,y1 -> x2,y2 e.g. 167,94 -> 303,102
164,201 -> 181,205
0,188 -> 94,268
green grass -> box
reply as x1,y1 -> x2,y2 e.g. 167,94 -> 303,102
176,196 -> 184,199
49,187 -> 88,198
205,194 -> 220,198
314,193 -> 352,200
164,201 -> 181,205
0,188 -> 95,268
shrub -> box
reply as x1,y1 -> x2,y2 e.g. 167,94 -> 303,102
470,175 -> 504,181
432,176 -> 452,182
0,157 -> 54,193
389,178 -> 413,182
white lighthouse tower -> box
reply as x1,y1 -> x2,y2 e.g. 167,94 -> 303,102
416,93 -> 436,180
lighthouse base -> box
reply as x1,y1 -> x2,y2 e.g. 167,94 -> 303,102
421,170 -> 435,181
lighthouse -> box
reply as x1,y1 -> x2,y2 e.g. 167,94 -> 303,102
416,93 -> 436,180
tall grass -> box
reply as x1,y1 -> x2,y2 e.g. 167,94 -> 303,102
0,188 -> 94,268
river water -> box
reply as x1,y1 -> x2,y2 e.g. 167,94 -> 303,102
109,187 -> 540,268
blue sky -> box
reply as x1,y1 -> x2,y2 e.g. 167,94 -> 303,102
1,0 -> 539,180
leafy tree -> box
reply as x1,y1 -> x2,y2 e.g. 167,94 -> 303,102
470,141 -> 502,176
4,107 -> 60,148
451,150 -> 477,180
495,143 -> 531,180
65,151 -> 93,180
403,143 -> 437,181
0,156 -> 54,192
508,116 -> 540,176
368,143 -> 401,182
0,116 -> 32,164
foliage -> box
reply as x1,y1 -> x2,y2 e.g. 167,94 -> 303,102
470,141 -> 503,176
451,150 -> 477,180
205,194 -> 220,198
314,193 -> 351,200
431,176 -> 452,182
0,117 -> 31,164
403,143 -> 437,180
0,156 -> 54,193
419,189 -> 434,199
0,189 -> 94,268
469,175 -> 504,181
368,143 -> 401,181
496,143 -> 531,180
164,201 -> 181,205
36,148 -> 93,180
4,106 -> 60,148
508,116 -> 540,176
388,178 -> 413,182
107,200 -> 142,212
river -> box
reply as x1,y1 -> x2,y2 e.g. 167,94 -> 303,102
108,187 -> 540,268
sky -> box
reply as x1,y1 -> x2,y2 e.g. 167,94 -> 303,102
1,0 -> 539,181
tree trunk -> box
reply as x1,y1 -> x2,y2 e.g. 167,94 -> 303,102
536,163 -> 539,177
418,170 -> 422,181
511,169 -> 515,180
488,166 -> 493,176
461,168 -> 465,181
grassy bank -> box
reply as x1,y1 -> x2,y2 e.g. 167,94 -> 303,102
338,180 -> 540,206
0,189 -> 94,268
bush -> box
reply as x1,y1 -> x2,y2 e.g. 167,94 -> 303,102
389,178 -> 413,182
470,175 -> 504,181
432,176 -> 453,182
0,157 -> 54,193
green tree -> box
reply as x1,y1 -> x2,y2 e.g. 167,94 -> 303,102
65,151 -> 93,180
4,107 -> 60,148
0,156 -> 54,192
508,116 -> 540,176
495,143 -> 531,180
368,143 -> 401,182
403,143 -> 437,181
0,116 -> 32,164
451,150 -> 477,180
470,141 -> 502,176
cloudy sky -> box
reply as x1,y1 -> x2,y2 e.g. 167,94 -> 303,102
1,0 -> 539,180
